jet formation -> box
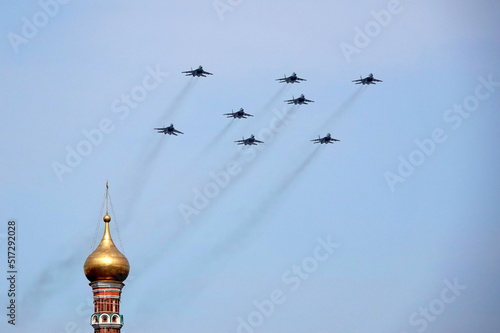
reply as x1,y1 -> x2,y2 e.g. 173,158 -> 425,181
156,67 -> 384,144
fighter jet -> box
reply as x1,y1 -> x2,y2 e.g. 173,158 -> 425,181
182,66 -> 213,77
311,133 -> 340,144
224,108 -> 254,119
352,73 -> 383,85
284,94 -> 314,105
276,72 -> 306,84
154,124 -> 184,135
234,135 -> 263,145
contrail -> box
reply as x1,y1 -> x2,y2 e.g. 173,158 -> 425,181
207,145 -> 321,258
123,136 -> 165,225
161,78 -> 197,122
125,146 -> 321,299
259,84 -> 289,113
132,145 -> 259,273
199,121 -> 234,155
142,136 -> 165,166
125,80 -> 198,223
21,250 -> 82,321
273,146 -> 321,195
178,103 -> 301,228
131,102 -> 304,279
321,86 -> 366,131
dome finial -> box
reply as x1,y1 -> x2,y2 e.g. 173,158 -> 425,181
105,180 -> 109,213
103,181 -> 111,222
84,181 -> 129,282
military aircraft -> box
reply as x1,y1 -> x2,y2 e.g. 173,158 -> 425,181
235,135 -> 263,145
285,94 -> 314,105
182,66 -> 213,77
276,72 -> 306,84
224,108 -> 254,119
311,133 -> 340,144
154,124 -> 184,135
352,73 -> 383,85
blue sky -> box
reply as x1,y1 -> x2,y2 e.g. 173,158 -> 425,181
1,1 -> 499,332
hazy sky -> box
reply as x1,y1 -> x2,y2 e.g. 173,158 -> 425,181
1,1 -> 499,332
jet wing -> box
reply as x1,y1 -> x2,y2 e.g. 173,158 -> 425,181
201,70 -> 213,75
325,137 -> 340,143
224,112 -> 251,118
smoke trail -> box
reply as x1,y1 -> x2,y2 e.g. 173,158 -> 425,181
207,145 -> 321,258
21,249 -> 82,321
128,103 -> 303,280
142,136 -> 165,166
177,103 -> 300,228
126,147 -> 322,309
321,86 -> 366,131
199,121 -> 234,156
259,84 -> 289,113
161,78 -> 197,122
125,81 -> 197,223
121,80 -> 198,227
132,145 -> 247,269
123,136 -> 165,225
273,146 -> 321,195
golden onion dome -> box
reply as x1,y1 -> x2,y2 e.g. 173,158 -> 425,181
84,213 -> 130,283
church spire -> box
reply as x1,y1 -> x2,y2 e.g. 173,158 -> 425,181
84,182 -> 129,282
105,180 -> 109,214
83,182 -> 130,332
